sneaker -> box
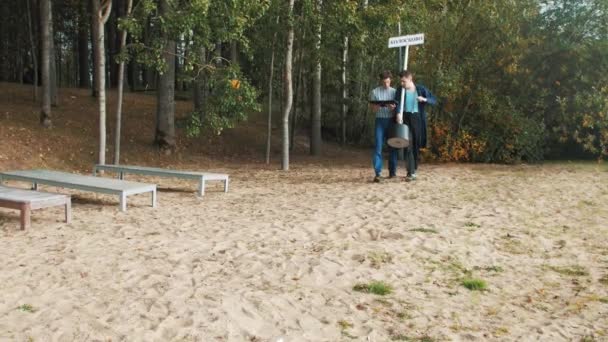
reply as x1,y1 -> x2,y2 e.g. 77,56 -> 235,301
389,174 -> 397,179
405,173 -> 417,182
373,176 -> 382,183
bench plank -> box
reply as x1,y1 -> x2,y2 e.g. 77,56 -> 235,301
94,164 -> 229,196
0,170 -> 156,212
0,186 -> 70,230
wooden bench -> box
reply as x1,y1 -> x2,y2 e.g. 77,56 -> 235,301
93,164 -> 229,196
0,169 -> 156,212
0,186 -> 71,230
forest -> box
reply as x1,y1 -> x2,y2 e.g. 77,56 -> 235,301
1,0 -> 606,167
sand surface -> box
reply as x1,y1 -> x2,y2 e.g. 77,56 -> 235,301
1,163 -> 607,341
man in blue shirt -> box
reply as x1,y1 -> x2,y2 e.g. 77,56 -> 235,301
394,70 -> 437,181
369,71 -> 397,183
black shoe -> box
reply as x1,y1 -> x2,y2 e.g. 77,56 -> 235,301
389,174 -> 397,179
373,176 -> 381,183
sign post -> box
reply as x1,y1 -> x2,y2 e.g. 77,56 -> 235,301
388,33 -> 425,115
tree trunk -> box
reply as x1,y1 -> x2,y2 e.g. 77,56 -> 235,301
92,0 -> 113,165
0,2 -> 5,81
128,48 -> 137,91
282,0 -> 295,171
266,24 -> 278,165
310,0 -> 322,156
290,38 -> 304,151
342,35 -> 348,144
40,0 -> 51,127
355,0 -> 368,131
114,0 -> 132,165
193,46 -> 207,122
49,0 -> 57,106
155,0 -> 176,153
142,15 -> 154,89
78,0 -> 89,88
230,41 -> 238,66
26,0 -> 39,101
90,0 -> 98,97
108,0 -> 120,88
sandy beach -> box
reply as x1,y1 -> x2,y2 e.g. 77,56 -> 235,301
1,162 -> 607,341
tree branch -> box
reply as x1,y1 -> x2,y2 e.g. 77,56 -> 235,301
101,0 -> 112,24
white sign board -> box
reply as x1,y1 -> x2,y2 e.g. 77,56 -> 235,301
388,33 -> 424,48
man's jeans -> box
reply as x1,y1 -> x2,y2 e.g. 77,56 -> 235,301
373,117 -> 398,177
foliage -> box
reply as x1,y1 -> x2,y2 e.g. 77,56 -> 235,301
3,0 -> 606,161
186,66 -> 260,137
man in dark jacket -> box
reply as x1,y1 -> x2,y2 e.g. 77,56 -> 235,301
394,70 -> 437,181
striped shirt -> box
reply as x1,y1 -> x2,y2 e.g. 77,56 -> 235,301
370,86 -> 396,118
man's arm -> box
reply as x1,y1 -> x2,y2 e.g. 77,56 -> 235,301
418,86 -> 437,106
369,90 -> 380,113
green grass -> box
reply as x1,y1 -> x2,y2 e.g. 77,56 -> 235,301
353,281 -> 393,296
410,228 -> 439,234
368,251 -> 393,268
391,335 -> 436,342
486,266 -> 504,273
581,336 -> 597,342
464,222 -> 481,229
17,304 -> 35,313
548,265 -> 589,277
461,278 -> 488,291
338,320 -> 353,330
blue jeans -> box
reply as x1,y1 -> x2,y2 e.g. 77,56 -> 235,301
373,117 -> 398,177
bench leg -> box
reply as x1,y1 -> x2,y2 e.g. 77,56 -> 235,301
151,189 -> 157,208
65,199 -> 72,223
20,204 -> 31,230
92,167 -> 97,176
224,179 -> 229,193
120,193 -> 127,212
119,172 -> 124,180
199,178 -> 205,196
31,182 -> 38,191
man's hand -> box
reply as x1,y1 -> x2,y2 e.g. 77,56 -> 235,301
396,112 -> 403,124
417,96 -> 427,103
370,104 -> 380,113
388,103 -> 396,111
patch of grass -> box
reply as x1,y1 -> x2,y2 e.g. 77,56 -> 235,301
474,265 -> 504,273
410,227 -> 439,234
391,336 -> 436,342
374,298 -> 393,307
338,320 -> 353,330
498,236 -> 529,255
548,265 -> 589,277
581,336 -> 596,342
337,319 -> 357,338
599,274 -> 608,285
446,260 -> 472,277
17,304 -> 36,313
368,251 -> 393,268
353,281 -> 393,296
396,311 -> 412,320
494,327 -> 509,336
464,222 -> 481,230
462,278 -> 488,291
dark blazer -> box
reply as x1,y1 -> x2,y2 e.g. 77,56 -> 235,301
394,84 -> 437,148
